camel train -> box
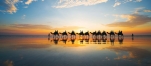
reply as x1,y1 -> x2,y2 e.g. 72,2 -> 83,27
48,30 -> 124,39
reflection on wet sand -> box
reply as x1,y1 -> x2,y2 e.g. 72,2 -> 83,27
3,60 -> 13,66
49,36 -> 124,45
0,35 -> 151,66
106,46 -> 151,65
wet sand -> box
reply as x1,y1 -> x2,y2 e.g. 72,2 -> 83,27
0,35 -> 151,66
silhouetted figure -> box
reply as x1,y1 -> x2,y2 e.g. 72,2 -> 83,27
90,31 -> 97,38
68,30 -> 76,39
48,33 -> 50,40
132,33 -> 134,40
60,30 -> 68,38
77,30 -> 84,38
102,31 -> 107,39
107,30 -> 115,38
115,30 -> 124,38
84,31 -> 90,38
51,30 -> 59,38
96,30 -> 102,39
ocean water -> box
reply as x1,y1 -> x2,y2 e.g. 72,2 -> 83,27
0,35 -> 151,66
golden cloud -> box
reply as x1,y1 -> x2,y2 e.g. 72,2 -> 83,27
0,0 -> 19,14
107,14 -> 151,27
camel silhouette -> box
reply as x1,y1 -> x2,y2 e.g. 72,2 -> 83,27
77,30 -> 84,37
90,31 -> 97,38
51,30 -> 59,38
59,30 -> 68,38
101,31 -> 107,39
107,30 -> 115,38
84,31 -> 90,38
68,30 -> 76,38
132,33 -> 134,40
96,30 -> 102,39
115,30 -> 124,37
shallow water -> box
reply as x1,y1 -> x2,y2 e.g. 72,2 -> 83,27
0,35 -> 151,66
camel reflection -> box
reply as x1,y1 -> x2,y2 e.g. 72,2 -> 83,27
92,36 -> 97,44
102,37 -> 107,44
51,38 -> 59,44
79,37 -> 84,44
68,38 -> 76,44
110,37 -> 115,45
60,37 -> 68,44
118,36 -> 124,44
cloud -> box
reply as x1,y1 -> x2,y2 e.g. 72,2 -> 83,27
134,7 -> 144,14
113,0 -> 142,7
54,0 -> 108,8
135,0 -> 142,2
10,24 -> 52,30
113,2 -> 121,7
107,14 -> 151,27
144,10 -> 151,12
25,0 -> 34,5
0,0 -> 19,14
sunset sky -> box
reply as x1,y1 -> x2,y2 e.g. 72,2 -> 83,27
0,0 -> 151,35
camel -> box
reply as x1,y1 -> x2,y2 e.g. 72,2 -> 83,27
90,31 -> 97,38
101,31 -> 107,39
107,30 -> 115,38
68,30 -> 76,38
59,30 -> 68,38
115,30 -> 124,37
84,31 -> 90,38
50,30 -> 59,38
96,30 -> 102,39
77,30 -> 84,37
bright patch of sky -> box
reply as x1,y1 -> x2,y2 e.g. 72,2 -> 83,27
0,0 -> 151,28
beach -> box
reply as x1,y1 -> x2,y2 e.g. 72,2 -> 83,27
0,35 -> 151,66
